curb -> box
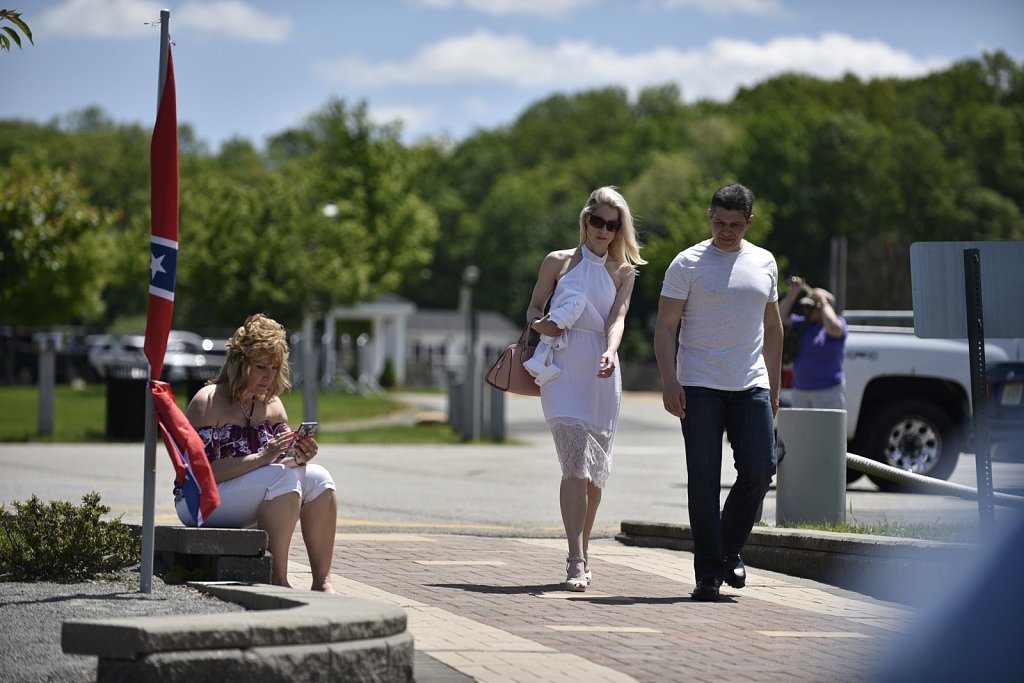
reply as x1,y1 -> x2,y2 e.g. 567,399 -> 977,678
61,582 -> 413,682
616,520 -> 974,605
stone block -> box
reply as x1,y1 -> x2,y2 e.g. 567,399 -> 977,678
215,553 -> 273,583
329,638 -> 389,682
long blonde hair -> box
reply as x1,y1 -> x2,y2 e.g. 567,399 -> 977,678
577,186 -> 646,269
210,313 -> 292,402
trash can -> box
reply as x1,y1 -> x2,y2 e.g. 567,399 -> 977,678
185,364 -> 221,401
775,408 -> 847,525
105,364 -> 148,441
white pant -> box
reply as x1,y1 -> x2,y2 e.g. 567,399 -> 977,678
176,462 -> 335,528
791,382 -> 845,410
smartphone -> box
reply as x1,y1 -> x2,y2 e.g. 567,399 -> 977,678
284,422 -> 319,459
295,421 -> 319,439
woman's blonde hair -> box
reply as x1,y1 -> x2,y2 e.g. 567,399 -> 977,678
578,186 -> 647,269
211,313 -> 292,402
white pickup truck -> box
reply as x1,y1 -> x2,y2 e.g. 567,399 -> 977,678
782,311 -> 1024,490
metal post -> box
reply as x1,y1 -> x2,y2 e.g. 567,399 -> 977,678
302,312 -> 318,423
140,7 -> 171,595
964,248 -> 995,539
830,236 -> 847,312
462,266 -> 480,441
36,334 -> 55,436
776,408 -> 847,525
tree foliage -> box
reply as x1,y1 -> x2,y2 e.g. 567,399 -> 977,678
0,52 -> 1021,357
0,157 -> 116,325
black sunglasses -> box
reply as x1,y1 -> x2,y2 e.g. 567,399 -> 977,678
587,214 -> 622,232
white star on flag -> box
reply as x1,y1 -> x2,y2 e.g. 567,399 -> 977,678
151,252 -> 166,281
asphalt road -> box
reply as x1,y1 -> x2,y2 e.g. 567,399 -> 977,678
2,391 -> 1023,537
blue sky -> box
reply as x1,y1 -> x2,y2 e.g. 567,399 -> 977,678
3,0 -> 1023,151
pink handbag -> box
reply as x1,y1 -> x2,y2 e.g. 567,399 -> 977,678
484,322 -> 540,397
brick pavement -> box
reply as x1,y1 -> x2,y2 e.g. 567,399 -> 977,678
287,533 -> 914,682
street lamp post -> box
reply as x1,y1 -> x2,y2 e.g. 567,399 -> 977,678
302,312 -> 318,423
462,265 -> 480,441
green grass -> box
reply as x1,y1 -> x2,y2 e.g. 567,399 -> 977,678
771,520 -> 979,543
318,422 -> 466,444
0,384 -> 108,442
0,383 -> 408,443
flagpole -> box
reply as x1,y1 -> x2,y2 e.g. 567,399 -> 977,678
140,8 -> 171,595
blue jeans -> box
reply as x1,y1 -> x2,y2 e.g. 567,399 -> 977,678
680,385 -> 777,580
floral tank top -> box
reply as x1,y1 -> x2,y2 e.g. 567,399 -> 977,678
172,420 -> 288,503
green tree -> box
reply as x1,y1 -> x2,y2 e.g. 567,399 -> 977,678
271,99 -> 440,311
0,157 -> 115,325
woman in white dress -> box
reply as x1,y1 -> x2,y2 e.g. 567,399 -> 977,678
526,186 -> 645,591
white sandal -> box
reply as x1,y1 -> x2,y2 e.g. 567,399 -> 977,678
584,553 -> 592,586
564,556 -> 587,592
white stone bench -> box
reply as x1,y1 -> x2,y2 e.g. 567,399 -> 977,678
62,582 -> 413,682
135,525 -> 273,583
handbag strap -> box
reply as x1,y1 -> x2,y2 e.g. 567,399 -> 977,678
518,321 -> 533,348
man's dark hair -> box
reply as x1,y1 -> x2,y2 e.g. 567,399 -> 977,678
710,184 -> 754,219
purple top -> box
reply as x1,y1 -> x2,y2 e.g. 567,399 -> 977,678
197,421 -> 289,461
172,420 -> 288,502
790,314 -> 847,390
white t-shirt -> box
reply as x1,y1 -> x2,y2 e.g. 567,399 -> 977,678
661,239 -> 779,391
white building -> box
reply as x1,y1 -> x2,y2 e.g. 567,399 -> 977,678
309,294 -> 520,389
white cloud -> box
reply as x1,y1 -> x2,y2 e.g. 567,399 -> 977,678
38,0 -> 292,43
367,103 -> 438,134
660,0 -> 784,17
315,29 -> 948,102
39,0 -> 165,38
408,0 -> 597,18
178,1 -> 293,44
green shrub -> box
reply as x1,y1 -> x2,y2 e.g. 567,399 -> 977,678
379,357 -> 397,388
0,492 -> 140,582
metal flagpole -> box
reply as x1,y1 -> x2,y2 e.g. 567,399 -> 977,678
140,8 -> 170,595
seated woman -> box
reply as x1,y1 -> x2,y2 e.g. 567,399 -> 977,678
178,313 -> 338,593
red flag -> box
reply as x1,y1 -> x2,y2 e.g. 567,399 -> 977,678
150,381 -> 220,525
144,43 -> 179,381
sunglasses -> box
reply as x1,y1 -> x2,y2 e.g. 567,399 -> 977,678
587,214 -> 622,232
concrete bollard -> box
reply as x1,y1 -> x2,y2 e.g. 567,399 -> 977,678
776,408 -> 847,525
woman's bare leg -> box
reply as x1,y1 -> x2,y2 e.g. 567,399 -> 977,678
582,481 -> 602,558
560,477 -> 588,579
300,489 -> 338,593
257,492 -> 301,587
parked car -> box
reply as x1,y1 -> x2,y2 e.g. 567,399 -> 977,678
0,327 -> 92,384
87,330 -> 224,383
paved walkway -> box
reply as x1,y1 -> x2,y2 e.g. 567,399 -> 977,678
287,533 -> 911,682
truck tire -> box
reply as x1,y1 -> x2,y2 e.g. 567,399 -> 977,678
861,399 -> 963,491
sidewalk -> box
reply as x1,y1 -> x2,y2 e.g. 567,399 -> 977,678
286,533 -> 908,683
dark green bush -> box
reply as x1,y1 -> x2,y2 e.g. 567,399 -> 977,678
0,492 -> 140,581
379,357 -> 397,388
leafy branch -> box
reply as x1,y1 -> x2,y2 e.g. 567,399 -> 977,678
0,9 -> 33,52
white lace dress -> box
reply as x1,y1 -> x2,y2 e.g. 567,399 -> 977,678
540,245 -> 621,488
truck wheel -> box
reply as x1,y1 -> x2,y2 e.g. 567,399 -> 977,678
862,399 -> 963,491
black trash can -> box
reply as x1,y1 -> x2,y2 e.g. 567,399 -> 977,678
105,364 -> 148,441
185,363 -> 222,401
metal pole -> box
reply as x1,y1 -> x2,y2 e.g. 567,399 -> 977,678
964,248 -> 995,540
302,312 -> 319,422
829,236 -> 847,312
469,292 -> 480,441
461,266 -> 480,441
37,335 -> 55,436
140,8 -> 171,595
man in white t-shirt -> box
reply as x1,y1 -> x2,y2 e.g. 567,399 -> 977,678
653,184 -> 784,602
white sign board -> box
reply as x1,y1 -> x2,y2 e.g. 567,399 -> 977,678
910,241 -> 1024,339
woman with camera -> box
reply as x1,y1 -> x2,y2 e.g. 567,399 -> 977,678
779,276 -> 847,409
